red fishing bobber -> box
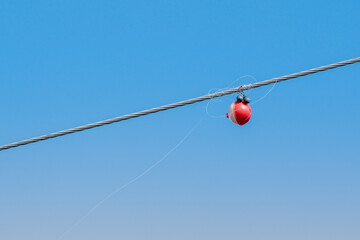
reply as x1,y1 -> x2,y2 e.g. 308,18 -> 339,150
226,94 -> 252,125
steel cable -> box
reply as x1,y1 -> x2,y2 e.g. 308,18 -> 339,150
1,57 -> 359,152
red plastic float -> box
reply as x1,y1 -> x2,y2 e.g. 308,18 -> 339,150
226,95 -> 252,125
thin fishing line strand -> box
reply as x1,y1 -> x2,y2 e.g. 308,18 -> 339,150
1,57 -> 359,152
57,116 -> 204,240
251,81 -> 278,105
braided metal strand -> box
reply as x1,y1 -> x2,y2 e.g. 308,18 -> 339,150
1,57 -> 359,151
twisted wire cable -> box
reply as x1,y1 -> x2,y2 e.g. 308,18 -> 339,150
1,57 -> 359,152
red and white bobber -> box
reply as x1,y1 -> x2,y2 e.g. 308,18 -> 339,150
226,94 -> 252,125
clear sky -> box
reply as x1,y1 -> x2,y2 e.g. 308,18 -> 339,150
1,1 -> 360,239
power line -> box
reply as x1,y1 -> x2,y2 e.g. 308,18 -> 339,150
1,57 -> 359,152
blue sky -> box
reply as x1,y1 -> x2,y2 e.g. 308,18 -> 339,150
1,0 -> 360,239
